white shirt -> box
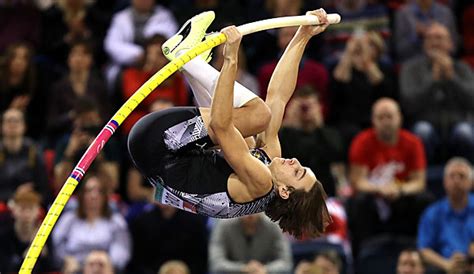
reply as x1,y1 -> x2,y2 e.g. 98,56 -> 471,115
104,5 -> 178,65
52,211 -> 131,270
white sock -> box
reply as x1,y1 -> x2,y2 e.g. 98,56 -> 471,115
182,57 -> 258,108
183,72 -> 212,107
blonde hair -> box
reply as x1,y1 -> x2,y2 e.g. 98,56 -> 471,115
84,250 -> 114,274
158,260 -> 190,274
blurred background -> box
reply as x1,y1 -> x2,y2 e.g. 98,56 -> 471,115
0,0 -> 473,273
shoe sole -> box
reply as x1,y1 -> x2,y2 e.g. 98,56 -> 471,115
163,21 -> 192,55
162,11 -> 215,59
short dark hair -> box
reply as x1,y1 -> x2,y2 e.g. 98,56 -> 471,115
136,34 -> 168,69
294,85 -> 319,98
398,248 -> 425,270
69,39 -> 94,56
145,34 -> 167,48
265,180 -> 331,238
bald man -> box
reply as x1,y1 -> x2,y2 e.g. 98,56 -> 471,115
400,23 -> 474,163
347,98 -> 431,254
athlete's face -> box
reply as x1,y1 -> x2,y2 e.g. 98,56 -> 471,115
269,157 -> 317,199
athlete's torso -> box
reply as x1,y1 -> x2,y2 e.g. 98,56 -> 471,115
149,147 -> 276,218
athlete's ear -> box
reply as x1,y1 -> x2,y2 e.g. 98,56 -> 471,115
277,185 -> 290,200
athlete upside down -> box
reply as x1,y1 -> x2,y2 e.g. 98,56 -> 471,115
128,9 -> 332,238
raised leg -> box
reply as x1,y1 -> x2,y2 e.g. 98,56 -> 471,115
199,98 -> 271,144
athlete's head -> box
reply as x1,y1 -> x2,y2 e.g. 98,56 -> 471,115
265,157 -> 331,238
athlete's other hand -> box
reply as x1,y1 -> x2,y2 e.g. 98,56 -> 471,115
298,9 -> 330,37
221,25 -> 242,61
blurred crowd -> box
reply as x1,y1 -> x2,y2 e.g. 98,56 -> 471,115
0,0 -> 473,273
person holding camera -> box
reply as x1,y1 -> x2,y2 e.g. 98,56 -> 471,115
330,31 -> 396,151
54,99 -> 120,195
47,40 -> 108,145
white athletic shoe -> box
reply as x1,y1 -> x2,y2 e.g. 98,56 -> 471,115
162,11 -> 215,61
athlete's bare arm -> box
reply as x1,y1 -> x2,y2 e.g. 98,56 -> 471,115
257,9 -> 330,158
208,26 -> 273,200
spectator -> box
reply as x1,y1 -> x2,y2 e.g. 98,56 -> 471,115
0,42 -> 39,134
322,0 -> 391,67
258,27 -> 329,116
104,0 -> 177,88
0,189 -> 56,272
40,0 -> 109,66
52,175 -> 131,273
331,31 -> 397,149
400,23 -> 474,163
418,157 -> 474,273
47,40 -> 108,141
396,248 -> 425,274
395,0 -> 458,61
54,99 -> 120,194
0,108 -> 49,204
120,34 -> 187,134
212,43 -> 260,97
348,98 -> 430,254
209,213 -> 293,274
83,250 -> 115,274
294,251 -> 342,274
279,86 -> 345,198
243,0 -> 303,73
0,1 -> 41,52
158,260 -> 190,274
127,204 -> 208,274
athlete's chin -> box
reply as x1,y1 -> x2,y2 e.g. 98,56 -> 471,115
269,158 -> 281,169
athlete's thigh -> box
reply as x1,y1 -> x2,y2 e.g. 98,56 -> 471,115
199,97 -> 271,142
